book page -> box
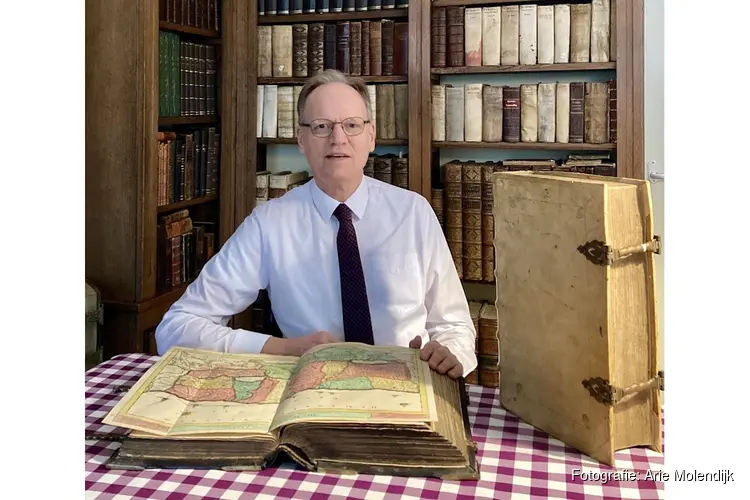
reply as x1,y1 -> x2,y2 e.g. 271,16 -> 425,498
103,347 -> 299,436
269,343 -> 438,431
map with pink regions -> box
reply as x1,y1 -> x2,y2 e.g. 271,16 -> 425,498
285,359 -> 420,397
159,364 -> 294,405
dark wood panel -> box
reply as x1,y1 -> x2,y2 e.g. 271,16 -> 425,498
159,21 -> 220,38
258,9 -> 408,25
407,1 -> 423,196
419,0 -> 433,197
433,142 -> 617,151
158,115 -> 219,126
157,195 -> 219,214
432,63 -> 616,75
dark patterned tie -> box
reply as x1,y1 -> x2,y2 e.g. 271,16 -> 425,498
333,203 -> 374,345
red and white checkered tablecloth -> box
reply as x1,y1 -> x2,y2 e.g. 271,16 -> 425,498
85,354 -> 665,500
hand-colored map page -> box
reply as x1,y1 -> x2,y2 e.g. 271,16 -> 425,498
269,343 -> 437,431
103,347 -> 299,436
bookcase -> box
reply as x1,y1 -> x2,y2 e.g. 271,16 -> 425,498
85,0 -> 257,358
420,0 -> 643,385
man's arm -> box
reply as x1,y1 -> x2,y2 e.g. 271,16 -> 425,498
155,213 -> 271,355
421,200 -> 478,378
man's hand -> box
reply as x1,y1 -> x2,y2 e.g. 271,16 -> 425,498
409,335 -> 464,379
262,331 -> 339,357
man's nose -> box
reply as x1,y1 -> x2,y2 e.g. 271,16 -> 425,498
329,123 -> 348,144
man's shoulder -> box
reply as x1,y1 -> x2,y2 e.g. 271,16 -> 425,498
252,180 -> 312,217
366,176 -> 431,213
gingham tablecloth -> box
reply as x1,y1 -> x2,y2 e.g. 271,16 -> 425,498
85,354 -> 665,500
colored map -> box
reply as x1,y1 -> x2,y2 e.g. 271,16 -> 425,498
269,343 -> 438,431
103,347 -> 299,436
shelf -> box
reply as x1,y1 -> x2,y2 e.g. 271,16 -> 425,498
258,9 -> 408,25
159,21 -> 220,38
432,0 -> 552,7
258,75 -> 407,85
432,62 -> 616,75
434,142 -> 616,151
462,279 -> 495,286
159,115 -> 219,126
259,138 -> 408,146
157,195 -> 218,214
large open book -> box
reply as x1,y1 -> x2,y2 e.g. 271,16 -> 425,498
102,343 -> 479,479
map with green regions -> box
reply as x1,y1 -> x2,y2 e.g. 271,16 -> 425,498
269,343 -> 438,431
103,347 -> 299,436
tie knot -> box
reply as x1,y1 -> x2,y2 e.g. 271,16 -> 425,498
334,203 -> 353,223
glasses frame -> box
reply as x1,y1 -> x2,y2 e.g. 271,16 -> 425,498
299,117 -> 371,138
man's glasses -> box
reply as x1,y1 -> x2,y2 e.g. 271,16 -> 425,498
299,117 -> 370,138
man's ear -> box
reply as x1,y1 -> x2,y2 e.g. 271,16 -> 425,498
297,129 -> 305,154
368,121 -> 376,152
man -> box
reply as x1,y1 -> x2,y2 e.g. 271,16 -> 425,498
155,69 -> 477,379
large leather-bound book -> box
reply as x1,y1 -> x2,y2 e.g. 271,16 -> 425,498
446,6 -> 465,67
570,3 -> 591,62
584,82 -> 609,144
336,22 -> 351,74
292,24 -> 309,77
103,344 -> 479,479
568,82 -> 585,143
464,8 -> 482,66
308,23 -> 325,76
393,22 -> 409,76
392,155 -> 408,189
361,21 -> 371,76
491,171 -> 663,466
272,25 -> 293,77
431,7 -> 447,68
461,162 -> 482,281
394,84 -> 409,139
443,161 -> 463,278
480,162 -> 500,282
502,86 -> 521,143
482,85 -> 503,143
375,84 -> 396,139
324,24 -> 337,70
374,153 -> 393,184
369,21 -> 382,75
258,26 -> 273,77
590,0 -> 611,63
350,21 -> 362,75
381,19 -> 395,76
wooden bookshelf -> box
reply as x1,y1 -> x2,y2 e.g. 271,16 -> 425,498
85,0 -> 248,358
432,0 -> 546,7
258,9 -> 409,25
259,137 -> 409,146
258,75 -> 408,85
433,141 -> 617,151
432,62 -> 616,75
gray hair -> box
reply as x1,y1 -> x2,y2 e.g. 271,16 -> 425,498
296,69 -> 373,124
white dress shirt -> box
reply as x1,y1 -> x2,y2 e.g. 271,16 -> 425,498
155,175 -> 478,376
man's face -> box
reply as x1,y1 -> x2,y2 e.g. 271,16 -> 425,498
297,82 -> 376,190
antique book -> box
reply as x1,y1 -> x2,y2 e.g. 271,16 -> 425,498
444,161 -> 463,278
309,23 -> 325,75
556,82 -> 570,143
262,85 -> 278,138
502,86 -> 521,143
272,25 -> 293,77
482,6 -> 501,66
369,20 -> 382,75
570,3 -> 591,62
432,84 -> 446,141
374,154 -> 393,184
610,0 -> 617,61
536,5 -> 554,64
478,304 -> 499,388
480,162 -> 499,282
445,85 -> 465,142
464,84 -> 483,142
392,155 -> 408,189
350,21 -> 362,76
361,21 -> 371,76
554,4 -> 571,63
518,4 -> 537,65
491,171 -> 663,466
256,85 -> 264,138
500,5 -> 519,65
381,19 -> 395,75
258,26 -> 273,77
293,86 -> 303,137
590,0 -> 611,63
447,6 -> 465,67
569,82 -> 585,143
292,24 -> 309,77
431,7 -> 447,68
364,154 -> 376,177
324,24 -> 338,70
482,85 -> 503,143
462,162 -> 483,281
394,84 -> 409,139
609,79 -> 617,143
520,83 -> 538,143
464,7 -> 483,66
269,171 -> 310,198
367,85 -> 377,121
103,344 -> 479,479
537,83 -> 556,143
394,22 -> 409,75
336,22 -> 351,74
276,86 -> 295,139
584,82 -> 609,144
431,187 -> 444,227
376,84 -> 396,140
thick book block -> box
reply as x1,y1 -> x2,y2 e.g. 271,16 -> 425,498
491,171 -> 663,466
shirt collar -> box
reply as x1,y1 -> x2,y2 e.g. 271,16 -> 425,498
310,175 -> 369,223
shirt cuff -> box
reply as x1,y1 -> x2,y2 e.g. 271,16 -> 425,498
227,328 -> 272,354
440,338 -> 478,378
